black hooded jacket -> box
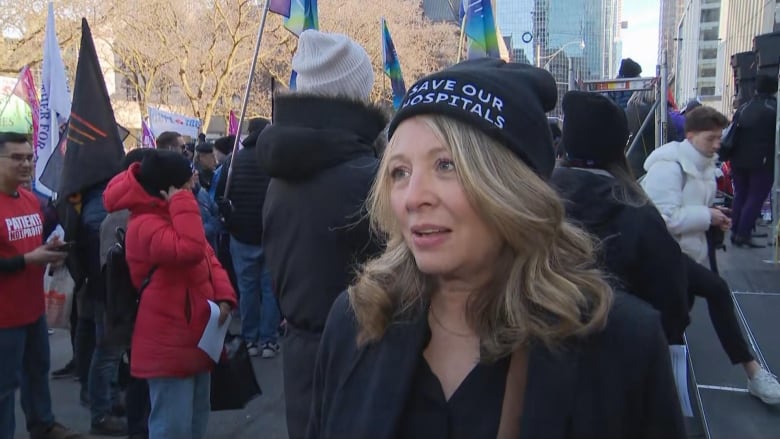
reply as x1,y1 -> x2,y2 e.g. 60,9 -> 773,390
732,93 -> 777,171
224,122 -> 270,245
551,167 -> 689,343
257,95 -> 388,333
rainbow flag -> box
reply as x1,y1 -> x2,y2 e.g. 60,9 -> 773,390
284,0 -> 318,37
381,18 -> 406,109
464,0 -> 500,59
282,0 -> 319,89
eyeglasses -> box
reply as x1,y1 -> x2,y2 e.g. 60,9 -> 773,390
0,154 -> 35,164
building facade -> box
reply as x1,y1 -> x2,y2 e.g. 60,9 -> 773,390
497,0 -> 622,115
659,0 -> 685,72
674,0 -> 721,109
718,0 -> 780,112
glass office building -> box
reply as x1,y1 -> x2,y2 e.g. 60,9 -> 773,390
497,0 -> 622,114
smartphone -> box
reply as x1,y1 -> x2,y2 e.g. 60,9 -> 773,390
53,242 -> 76,252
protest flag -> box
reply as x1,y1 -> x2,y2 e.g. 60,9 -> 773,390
381,18 -> 406,109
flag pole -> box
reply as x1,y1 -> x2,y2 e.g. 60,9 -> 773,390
223,0 -> 271,200
457,15 -> 466,63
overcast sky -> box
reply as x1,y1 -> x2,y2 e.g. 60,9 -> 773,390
621,0 -> 660,74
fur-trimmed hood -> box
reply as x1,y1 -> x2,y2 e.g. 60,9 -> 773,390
257,93 -> 389,180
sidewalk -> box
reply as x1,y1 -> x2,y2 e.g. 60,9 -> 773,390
14,323 -> 288,439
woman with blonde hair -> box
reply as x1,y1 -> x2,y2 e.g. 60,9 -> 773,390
307,59 -> 685,439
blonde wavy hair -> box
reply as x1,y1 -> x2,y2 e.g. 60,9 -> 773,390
349,115 -> 613,361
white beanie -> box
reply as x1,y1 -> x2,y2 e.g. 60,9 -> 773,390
292,30 -> 375,101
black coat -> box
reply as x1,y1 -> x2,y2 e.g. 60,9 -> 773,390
225,124 -> 270,245
308,292 -> 686,439
551,167 -> 689,343
257,94 -> 387,333
732,94 -> 777,171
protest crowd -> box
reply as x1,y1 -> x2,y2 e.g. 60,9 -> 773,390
2,1 -> 780,439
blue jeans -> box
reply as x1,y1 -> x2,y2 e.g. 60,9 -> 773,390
229,237 -> 280,345
147,373 -> 210,439
88,301 -> 123,424
0,316 -> 55,439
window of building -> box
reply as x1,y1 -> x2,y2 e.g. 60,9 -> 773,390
700,67 -> 717,77
699,86 -> 716,96
700,8 -> 720,23
700,48 -> 718,59
701,28 -> 719,41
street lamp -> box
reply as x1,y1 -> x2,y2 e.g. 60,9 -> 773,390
540,40 -> 585,70
536,40 -> 585,92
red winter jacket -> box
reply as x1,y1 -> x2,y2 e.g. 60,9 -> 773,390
103,163 -> 236,379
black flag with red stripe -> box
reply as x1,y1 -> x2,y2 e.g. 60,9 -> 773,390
58,18 -> 125,199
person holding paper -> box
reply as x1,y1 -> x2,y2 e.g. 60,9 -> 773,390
0,132 -> 86,439
103,149 -> 236,439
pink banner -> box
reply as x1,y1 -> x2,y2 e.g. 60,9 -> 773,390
19,67 -> 40,153
228,110 -> 239,136
141,120 -> 156,148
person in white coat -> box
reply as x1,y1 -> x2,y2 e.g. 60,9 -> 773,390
642,106 -> 780,405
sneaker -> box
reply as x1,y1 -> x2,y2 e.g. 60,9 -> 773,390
748,368 -> 780,405
90,415 -> 127,436
246,342 -> 259,357
261,342 -> 280,359
51,361 -> 75,380
30,422 -> 86,439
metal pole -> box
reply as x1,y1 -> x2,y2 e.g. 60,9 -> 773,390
568,57 -> 575,91
457,16 -> 467,63
660,50 -> 669,147
222,0 -> 270,200
625,100 -> 660,159
655,63 -> 662,148
536,41 -> 541,68
772,59 -> 780,248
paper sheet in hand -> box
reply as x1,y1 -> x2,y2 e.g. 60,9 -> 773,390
198,300 -> 232,363
669,345 -> 694,417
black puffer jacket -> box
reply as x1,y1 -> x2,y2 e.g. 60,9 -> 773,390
224,122 -> 270,245
257,95 -> 387,333
732,94 -> 777,171
551,167 -> 689,344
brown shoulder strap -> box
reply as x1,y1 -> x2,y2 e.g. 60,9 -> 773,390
497,348 -> 530,439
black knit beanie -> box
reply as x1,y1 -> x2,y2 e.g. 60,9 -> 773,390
560,91 -> 629,166
138,150 -> 193,198
388,58 -> 558,179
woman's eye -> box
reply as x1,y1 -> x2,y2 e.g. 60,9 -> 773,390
437,159 -> 455,172
390,167 -> 410,180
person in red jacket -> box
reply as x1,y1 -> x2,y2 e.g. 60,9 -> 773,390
103,150 -> 236,439
0,132 -> 86,439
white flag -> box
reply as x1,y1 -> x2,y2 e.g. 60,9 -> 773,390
34,1 -> 71,197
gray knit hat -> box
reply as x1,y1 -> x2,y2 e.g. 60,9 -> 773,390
292,30 -> 375,101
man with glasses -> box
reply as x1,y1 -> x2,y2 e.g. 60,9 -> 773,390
154,131 -> 186,154
0,132 -> 86,439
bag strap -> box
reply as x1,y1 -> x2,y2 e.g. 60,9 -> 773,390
496,347 -> 530,439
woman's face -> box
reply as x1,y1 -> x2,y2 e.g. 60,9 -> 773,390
387,117 -> 503,280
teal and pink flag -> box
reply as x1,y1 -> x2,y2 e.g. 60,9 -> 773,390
381,18 -> 406,109
464,0 -> 500,59
283,0 -> 318,37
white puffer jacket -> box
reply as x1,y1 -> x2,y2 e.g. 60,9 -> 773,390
641,140 -> 718,265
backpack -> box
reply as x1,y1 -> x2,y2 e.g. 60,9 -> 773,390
104,227 -> 157,347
